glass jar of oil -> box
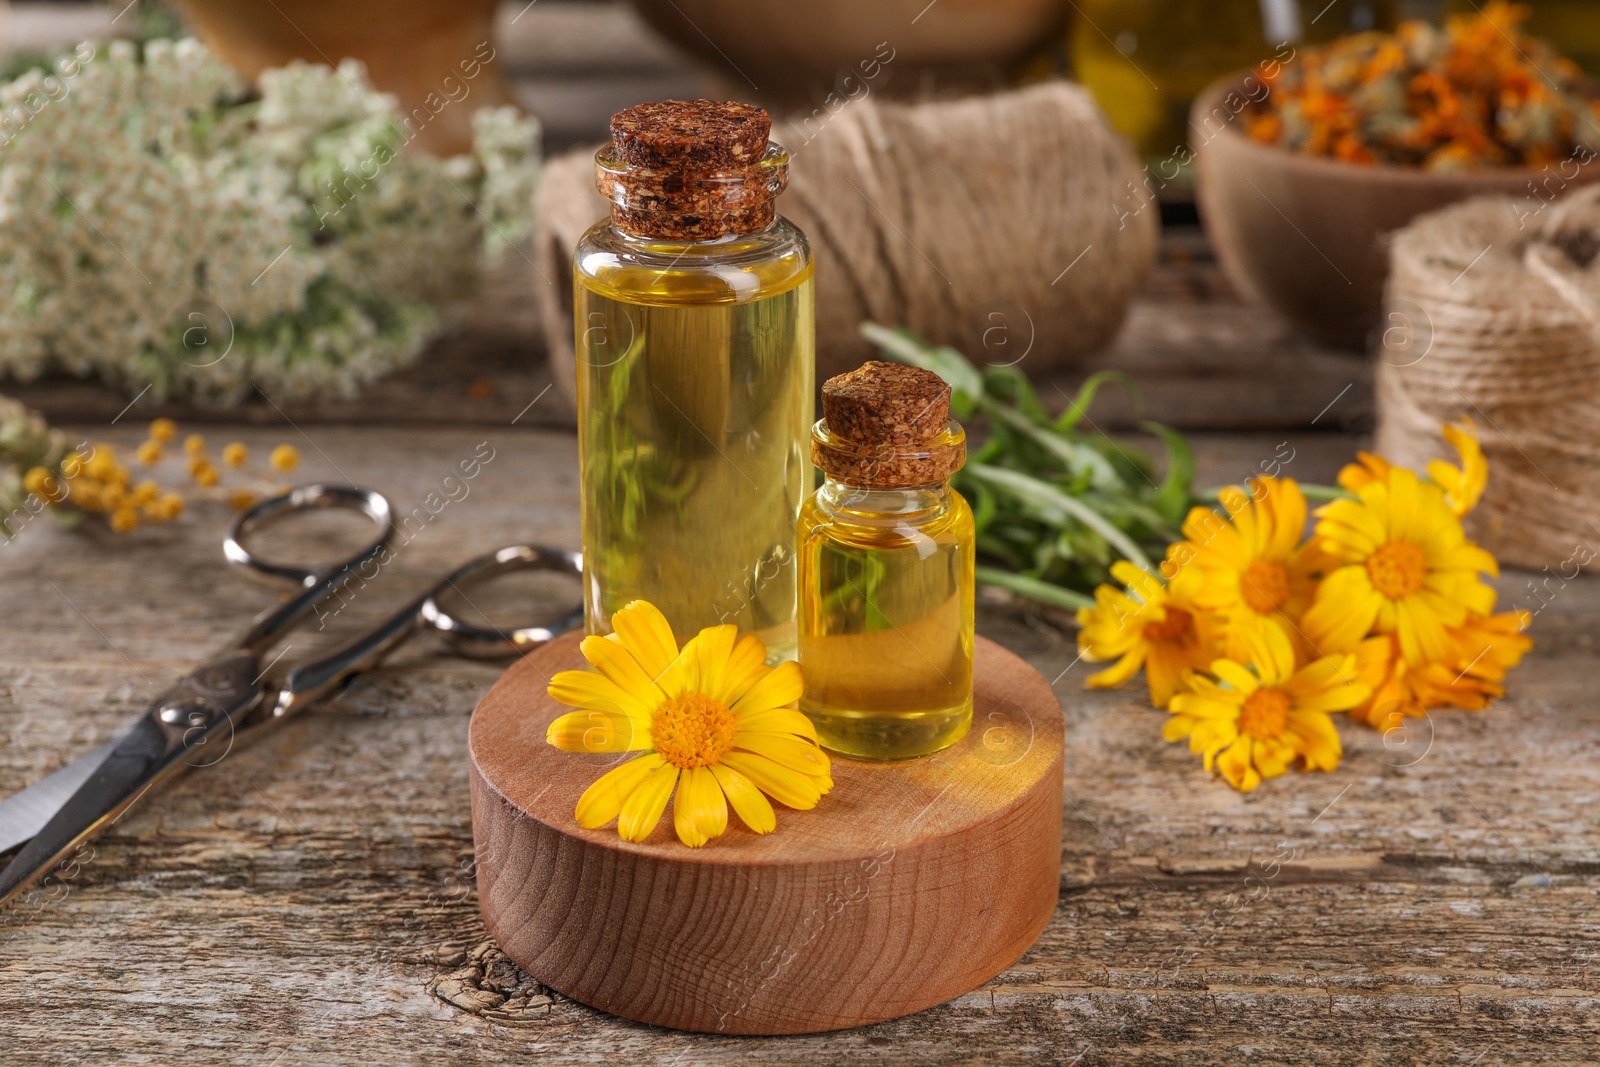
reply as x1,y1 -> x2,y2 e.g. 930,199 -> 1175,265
798,362 -> 975,759
573,101 -> 814,660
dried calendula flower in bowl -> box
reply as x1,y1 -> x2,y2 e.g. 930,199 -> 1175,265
1247,1 -> 1600,169
1,397 -> 305,540
546,600 -> 831,847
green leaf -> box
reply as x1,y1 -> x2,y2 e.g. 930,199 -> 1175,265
985,403 -> 1122,490
967,463 -> 1155,574
1054,370 -> 1141,432
1140,419 -> 1196,526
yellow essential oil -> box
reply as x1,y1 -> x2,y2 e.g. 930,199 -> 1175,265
798,362 -> 975,759
573,101 -> 814,659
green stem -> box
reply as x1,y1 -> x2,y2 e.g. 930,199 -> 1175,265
1193,481 -> 1351,503
968,463 -> 1157,574
975,566 -> 1094,611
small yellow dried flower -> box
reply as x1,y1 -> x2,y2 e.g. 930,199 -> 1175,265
269,444 -> 300,473
69,481 -> 101,510
59,451 -> 86,479
184,434 -> 206,455
136,440 -> 162,466
149,418 -> 177,444
131,481 -> 160,506
110,506 -> 140,533
158,493 -> 185,520
193,463 -> 220,488
228,488 -> 258,510
100,483 -> 126,509
222,442 -> 248,468
85,448 -> 122,483
22,467 -> 58,501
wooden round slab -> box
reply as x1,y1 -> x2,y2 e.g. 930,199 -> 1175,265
468,633 -> 1063,1035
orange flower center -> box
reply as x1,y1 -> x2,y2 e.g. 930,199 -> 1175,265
1237,687 -> 1290,739
1240,559 -> 1291,615
1366,541 -> 1428,599
1143,606 -> 1194,643
651,690 -> 739,769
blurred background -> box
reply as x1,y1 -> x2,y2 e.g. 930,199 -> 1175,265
2,0 -> 1599,442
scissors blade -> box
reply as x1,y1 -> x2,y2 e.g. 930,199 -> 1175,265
0,717 -> 172,905
0,741 -> 116,855
0,650 -> 262,908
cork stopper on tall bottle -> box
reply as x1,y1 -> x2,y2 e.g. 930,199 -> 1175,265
813,361 -> 966,488
597,99 -> 785,241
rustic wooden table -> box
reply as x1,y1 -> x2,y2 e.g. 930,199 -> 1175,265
1,4 -> 1596,1064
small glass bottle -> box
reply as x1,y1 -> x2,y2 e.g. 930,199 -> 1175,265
798,362 -> 976,759
573,100 -> 815,660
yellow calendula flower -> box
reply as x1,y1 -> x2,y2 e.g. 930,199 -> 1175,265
1427,419 -> 1487,518
1338,420 -> 1486,519
1166,624 -> 1370,792
1302,467 -> 1497,666
547,600 -> 831,848
1077,560 -> 1220,708
1175,476 -> 1327,660
1345,609 -> 1532,729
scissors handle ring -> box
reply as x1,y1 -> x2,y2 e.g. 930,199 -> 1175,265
225,485 -> 394,587
421,544 -> 584,659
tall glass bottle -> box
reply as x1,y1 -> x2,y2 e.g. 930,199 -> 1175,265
573,100 -> 815,659
798,362 -> 976,759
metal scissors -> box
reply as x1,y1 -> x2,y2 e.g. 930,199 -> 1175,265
0,484 -> 581,908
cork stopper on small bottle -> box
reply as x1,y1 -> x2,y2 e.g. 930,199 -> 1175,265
597,99 -> 785,241
812,362 -> 965,488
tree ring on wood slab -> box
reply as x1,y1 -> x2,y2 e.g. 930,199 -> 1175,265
468,632 -> 1064,1035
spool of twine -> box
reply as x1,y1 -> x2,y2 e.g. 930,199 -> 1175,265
533,82 -> 1157,405
1379,185 -> 1600,570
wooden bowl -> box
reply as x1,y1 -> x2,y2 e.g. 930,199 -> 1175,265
628,0 -> 1070,103
172,0 -> 516,157
469,632 -> 1064,1034
1191,74 -> 1600,349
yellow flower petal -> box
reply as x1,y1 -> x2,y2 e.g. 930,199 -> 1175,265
1211,658 -> 1260,695
548,669 -> 653,721
1215,736 -> 1262,792
580,634 -> 667,706
719,633 -> 771,706
731,660 -> 803,715
709,763 -> 776,834
575,753 -> 666,829
732,731 -> 830,776
672,765 -> 728,847
685,624 -> 737,698
1085,647 -> 1145,689
617,762 -> 680,842
546,710 -> 650,753
609,600 -> 679,679
720,751 -> 823,810
733,706 -> 818,741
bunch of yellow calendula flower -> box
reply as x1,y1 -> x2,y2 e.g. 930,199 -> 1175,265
1076,421 -> 1531,792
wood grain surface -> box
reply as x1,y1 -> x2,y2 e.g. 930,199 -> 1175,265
470,633 -> 1063,1034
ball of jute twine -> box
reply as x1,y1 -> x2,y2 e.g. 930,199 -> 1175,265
532,82 -> 1157,404
1379,184 -> 1600,570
